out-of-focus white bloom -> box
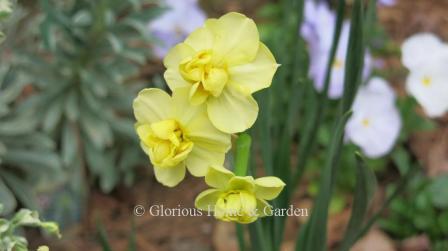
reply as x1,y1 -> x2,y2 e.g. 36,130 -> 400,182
401,33 -> 448,117
148,0 -> 206,58
302,0 -> 372,99
346,77 -> 402,158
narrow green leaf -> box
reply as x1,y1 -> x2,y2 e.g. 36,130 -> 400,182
61,122 -> 78,167
0,170 -> 39,210
236,224 -> 246,251
0,177 -> 16,215
341,0 -> 366,112
337,153 -> 376,251
97,222 -> 113,251
298,111 -> 352,251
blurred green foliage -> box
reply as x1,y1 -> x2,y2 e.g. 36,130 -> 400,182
0,65 -> 61,215
0,0 -> 164,224
380,173 -> 448,250
0,203 -> 60,251
0,0 -> 13,41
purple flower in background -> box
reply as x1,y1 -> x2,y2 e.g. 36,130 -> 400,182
378,0 -> 396,7
345,77 -> 402,158
149,0 -> 206,58
302,0 -> 372,99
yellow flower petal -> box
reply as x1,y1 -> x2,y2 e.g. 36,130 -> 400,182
205,165 -> 234,189
153,164 -> 186,187
163,43 -> 196,68
164,68 -> 189,91
184,27 -> 214,52
254,176 -> 286,200
227,176 -> 255,192
207,86 -> 259,133
163,43 -> 196,91
205,12 -> 259,66
256,199 -> 272,217
189,82 -> 209,105
195,189 -> 222,211
171,87 -> 231,151
229,43 -> 279,94
186,145 -> 225,177
133,88 -> 171,124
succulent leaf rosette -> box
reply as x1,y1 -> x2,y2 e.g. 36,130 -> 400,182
163,12 -> 279,133
195,165 -> 285,224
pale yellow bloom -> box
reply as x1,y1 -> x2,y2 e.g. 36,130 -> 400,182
133,88 -> 231,187
195,165 -> 285,224
163,12 -> 279,133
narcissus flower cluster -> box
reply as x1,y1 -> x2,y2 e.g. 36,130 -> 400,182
133,12 -> 285,224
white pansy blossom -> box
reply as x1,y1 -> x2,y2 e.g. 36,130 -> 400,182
401,33 -> 448,117
346,77 -> 402,158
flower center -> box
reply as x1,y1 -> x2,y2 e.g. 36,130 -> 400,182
421,75 -> 432,87
361,118 -> 371,128
214,190 -> 257,223
333,58 -> 344,69
179,50 -> 228,103
136,119 -> 193,168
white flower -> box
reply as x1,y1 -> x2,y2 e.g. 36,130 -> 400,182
345,77 -> 402,158
402,33 -> 448,117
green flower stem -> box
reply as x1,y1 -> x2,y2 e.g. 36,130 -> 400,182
236,223 -> 246,251
234,133 -> 252,176
233,133 -> 252,251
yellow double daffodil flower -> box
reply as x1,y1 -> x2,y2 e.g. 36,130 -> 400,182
195,165 -> 285,224
133,88 -> 231,187
163,12 -> 279,133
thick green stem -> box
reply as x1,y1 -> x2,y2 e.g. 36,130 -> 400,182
234,133 -> 252,176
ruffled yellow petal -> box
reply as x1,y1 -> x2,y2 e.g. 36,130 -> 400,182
153,164 -> 186,187
185,145 -> 225,177
171,87 -> 231,151
205,12 -> 259,66
184,27 -> 214,52
256,199 -> 272,217
164,68 -> 189,91
207,86 -> 259,133
163,43 -> 196,68
195,189 -> 222,211
205,165 -> 234,189
163,43 -> 196,91
254,176 -> 286,200
227,176 -> 255,192
189,82 -> 209,105
229,43 -> 279,94
133,88 -> 171,124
